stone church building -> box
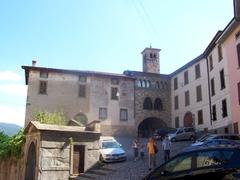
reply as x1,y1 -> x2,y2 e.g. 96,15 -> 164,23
23,17 -> 240,137
22,47 -> 171,137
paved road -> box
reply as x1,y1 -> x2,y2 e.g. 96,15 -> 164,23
76,138 -> 192,180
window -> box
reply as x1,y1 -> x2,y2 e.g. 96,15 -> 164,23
120,109 -> 128,121
195,64 -> 201,79
164,154 -> 193,173
218,44 -> 223,61
137,80 -> 142,87
40,71 -> 48,78
220,69 -> 226,90
209,55 -> 213,71
99,108 -> 107,120
79,75 -> 87,83
111,87 -> 119,100
174,77 -> 178,90
143,97 -> 153,110
198,110 -> 203,125
196,85 -> 202,102
111,78 -> 119,85
142,80 -> 146,88
146,80 -> 151,88
184,71 -> 189,85
237,44 -> 240,67
39,81 -> 47,94
154,98 -> 163,110
222,99 -> 228,118
185,91 -> 190,106
211,78 -> 215,96
79,84 -> 86,97
174,95 -> 179,110
238,82 -> 240,105
212,105 -> 217,121
234,122 -> 239,134
156,81 -> 160,89
175,117 -> 179,128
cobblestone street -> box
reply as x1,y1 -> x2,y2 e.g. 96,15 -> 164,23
76,138 -> 192,180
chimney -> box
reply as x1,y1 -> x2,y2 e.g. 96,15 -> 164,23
32,59 -> 37,67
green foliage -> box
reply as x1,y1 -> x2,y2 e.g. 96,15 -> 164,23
34,111 -> 66,125
0,129 -> 25,159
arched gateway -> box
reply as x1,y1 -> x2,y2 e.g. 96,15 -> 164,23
138,117 -> 167,138
25,142 -> 36,180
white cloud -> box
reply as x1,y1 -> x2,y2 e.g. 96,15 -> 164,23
0,105 -> 25,127
0,83 -> 27,97
0,71 -> 21,81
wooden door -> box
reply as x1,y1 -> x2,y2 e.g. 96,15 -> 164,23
73,145 -> 85,174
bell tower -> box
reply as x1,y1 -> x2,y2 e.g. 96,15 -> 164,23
141,47 -> 161,74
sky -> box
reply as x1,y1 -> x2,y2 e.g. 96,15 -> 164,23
0,0 -> 234,127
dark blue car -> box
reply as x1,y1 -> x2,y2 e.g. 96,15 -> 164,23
144,146 -> 240,180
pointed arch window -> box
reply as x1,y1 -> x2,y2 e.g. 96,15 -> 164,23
142,80 -> 146,88
154,98 -> 163,110
137,80 -> 142,87
146,80 -> 151,88
143,97 -> 153,110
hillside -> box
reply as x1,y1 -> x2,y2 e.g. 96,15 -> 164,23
0,122 -> 22,136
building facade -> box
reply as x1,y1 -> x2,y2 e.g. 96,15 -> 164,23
23,18 -> 240,137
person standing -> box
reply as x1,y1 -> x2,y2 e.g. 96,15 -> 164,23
162,135 -> 171,162
147,137 -> 156,171
132,138 -> 139,161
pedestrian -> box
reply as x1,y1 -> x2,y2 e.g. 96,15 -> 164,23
132,138 -> 139,161
139,143 -> 145,160
147,137 -> 157,171
162,135 -> 171,162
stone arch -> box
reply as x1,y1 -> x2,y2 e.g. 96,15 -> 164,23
146,80 -> 151,88
74,113 -> 88,125
143,97 -> 153,110
25,142 -> 36,180
138,117 -> 167,138
184,111 -> 194,127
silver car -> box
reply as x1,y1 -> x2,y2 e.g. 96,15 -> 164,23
168,127 -> 196,142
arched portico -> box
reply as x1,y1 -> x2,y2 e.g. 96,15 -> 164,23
138,117 -> 167,138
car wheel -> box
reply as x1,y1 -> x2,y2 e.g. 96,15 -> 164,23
171,138 -> 176,142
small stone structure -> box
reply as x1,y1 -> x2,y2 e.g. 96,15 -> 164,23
24,121 -> 101,180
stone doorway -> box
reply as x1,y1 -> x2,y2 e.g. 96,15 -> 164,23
73,145 -> 85,174
25,142 -> 36,180
184,112 -> 193,127
138,117 -> 167,138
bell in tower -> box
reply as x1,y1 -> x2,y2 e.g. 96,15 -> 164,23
141,47 -> 161,74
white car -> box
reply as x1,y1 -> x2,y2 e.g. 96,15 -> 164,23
99,136 -> 127,162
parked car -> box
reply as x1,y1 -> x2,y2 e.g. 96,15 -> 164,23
191,134 -> 240,147
144,146 -> 240,180
184,139 -> 240,152
153,128 -> 176,140
168,127 -> 196,142
99,136 -> 126,162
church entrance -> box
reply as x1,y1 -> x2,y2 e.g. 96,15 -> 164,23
138,117 -> 167,138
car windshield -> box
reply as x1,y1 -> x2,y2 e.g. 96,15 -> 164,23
197,134 -> 212,142
102,141 -> 120,149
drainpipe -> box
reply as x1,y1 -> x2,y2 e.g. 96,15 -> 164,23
206,56 -> 213,126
